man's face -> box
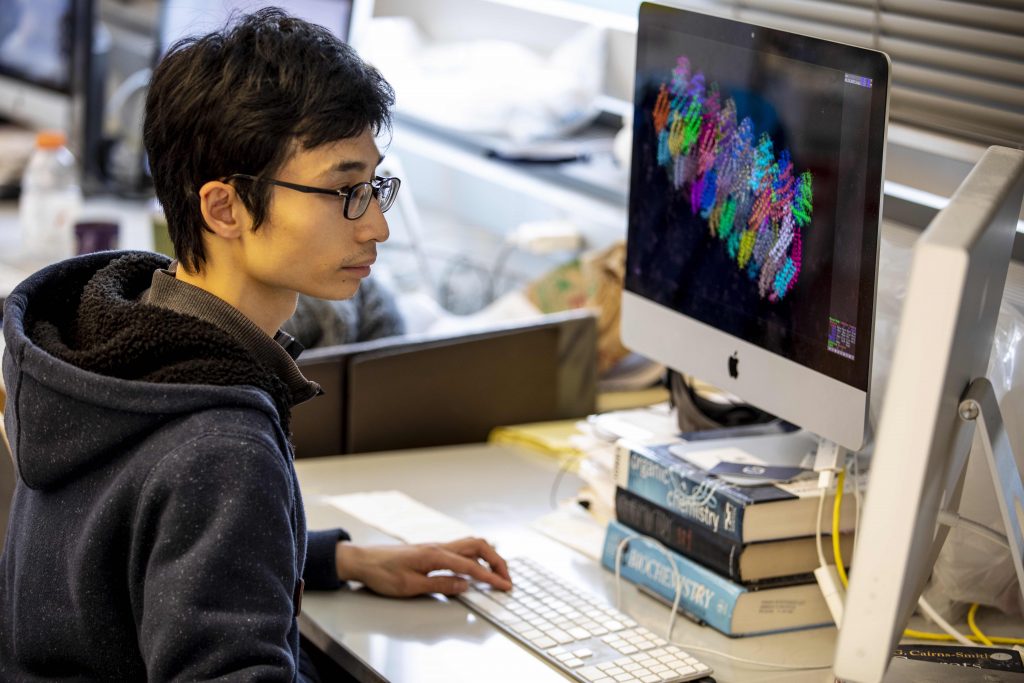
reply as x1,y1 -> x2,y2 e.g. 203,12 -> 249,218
239,128 -> 389,301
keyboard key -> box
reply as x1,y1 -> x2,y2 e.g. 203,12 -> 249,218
546,629 -> 574,645
458,558 -> 712,683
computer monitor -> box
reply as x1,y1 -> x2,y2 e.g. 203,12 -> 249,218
290,311 -> 598,456
834,146 -> 1024,683
621,2 -> 890,451
158,0 -> 359,57
0,0 -> 99,176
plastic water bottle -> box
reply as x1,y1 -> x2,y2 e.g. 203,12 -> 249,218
19,130 -> 83,262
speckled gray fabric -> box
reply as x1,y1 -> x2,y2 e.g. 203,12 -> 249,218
283,276 -> 405,349
0,251 -> 345,681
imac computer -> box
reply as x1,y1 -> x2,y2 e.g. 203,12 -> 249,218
622,3 -> 890,453
834,147 -> 1024,682
0,0 -> 101,181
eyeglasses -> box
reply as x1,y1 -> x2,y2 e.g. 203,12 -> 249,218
224,173 -> 401,220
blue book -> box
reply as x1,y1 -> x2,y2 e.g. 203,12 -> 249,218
615,486 -> 854,586
614,440 -> 860,543
601,520 -> 833,637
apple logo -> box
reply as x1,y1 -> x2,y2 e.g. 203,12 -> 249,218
728,352 -> 739,379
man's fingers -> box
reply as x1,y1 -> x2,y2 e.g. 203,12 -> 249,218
420,574 -> 469,596
443,537 -> 513,584
422,547 -> 512,591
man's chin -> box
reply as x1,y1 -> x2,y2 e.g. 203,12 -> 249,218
311,279 -> 361,301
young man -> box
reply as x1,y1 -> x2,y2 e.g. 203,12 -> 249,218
0,9 -> 510,680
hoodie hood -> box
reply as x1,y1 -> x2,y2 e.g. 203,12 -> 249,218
2,251 -> 292,490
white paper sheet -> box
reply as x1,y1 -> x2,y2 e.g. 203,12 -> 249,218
325,490 -> 477,544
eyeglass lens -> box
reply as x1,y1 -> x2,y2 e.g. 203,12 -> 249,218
345,178 -> 400,220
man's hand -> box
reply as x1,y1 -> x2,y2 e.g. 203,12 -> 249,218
335,537 -> 512,597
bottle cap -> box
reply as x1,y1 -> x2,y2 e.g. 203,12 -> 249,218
36,130 -> 67,149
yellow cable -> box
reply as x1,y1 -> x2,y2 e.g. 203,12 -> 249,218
832,467 -> 849,588
902,628 -> 1024,645
967,603 -> 994,646
831,465 -> 1020,646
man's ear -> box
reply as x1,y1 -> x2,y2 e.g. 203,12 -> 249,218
198,180 -> 251,239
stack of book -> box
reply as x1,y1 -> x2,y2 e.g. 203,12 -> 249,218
601,440 -> 860,637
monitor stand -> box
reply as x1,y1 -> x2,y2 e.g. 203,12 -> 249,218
957,376 -> 1024,606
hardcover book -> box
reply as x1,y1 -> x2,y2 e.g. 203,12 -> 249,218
601,520 -> 833,637
883,644 -> 1024,682
614,440 -> 861,543
615,486 -> 854,585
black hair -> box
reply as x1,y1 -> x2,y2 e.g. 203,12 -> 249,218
143,7 -> 395,273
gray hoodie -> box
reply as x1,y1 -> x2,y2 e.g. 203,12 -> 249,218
1,251 -> 345,681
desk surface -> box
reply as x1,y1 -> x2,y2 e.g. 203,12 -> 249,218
294,443 -> 837,683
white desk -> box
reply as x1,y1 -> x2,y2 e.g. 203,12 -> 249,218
295,443 -> 837,683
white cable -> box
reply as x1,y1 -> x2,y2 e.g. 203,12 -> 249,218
917,595 -> 975,647
104,67 -> 151,133
614,534 -> 683,640
815,484 -> 828,567
614,532 -> 837,671
852,453 -> 862,556
938,510 -> 1010,549
678,643 -> 833,670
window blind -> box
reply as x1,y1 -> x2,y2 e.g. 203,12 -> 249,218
647,0 -> 1024,147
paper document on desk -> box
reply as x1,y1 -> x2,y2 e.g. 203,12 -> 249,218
325,491 -> 476,544
531,501 -> 606,561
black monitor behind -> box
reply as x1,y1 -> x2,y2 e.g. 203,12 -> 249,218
291,310 -> 598,457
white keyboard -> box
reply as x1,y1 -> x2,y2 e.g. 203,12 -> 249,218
459,557 -> 713,683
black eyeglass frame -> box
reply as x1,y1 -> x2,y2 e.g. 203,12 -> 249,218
223,173 -> 401,220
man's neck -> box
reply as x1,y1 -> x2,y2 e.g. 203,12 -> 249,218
174,265 -> 296,338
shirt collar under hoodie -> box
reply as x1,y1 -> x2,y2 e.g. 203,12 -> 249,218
140,261 -> 320,406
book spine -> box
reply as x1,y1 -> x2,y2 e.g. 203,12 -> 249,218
614,442 -> 746,543
601,519 -> 743,636
614,487 -> 742,581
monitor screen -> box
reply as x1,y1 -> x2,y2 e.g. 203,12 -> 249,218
159,0 -> 353,57
622,4 -> 889,447
0,0 -> 74,94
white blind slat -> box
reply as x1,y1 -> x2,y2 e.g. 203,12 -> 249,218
893,62 -> 1024,110
892,86 -> 1024,144
880,13 -> 1024,59
882,0 -> 1024,33
881,36 -> 1024,85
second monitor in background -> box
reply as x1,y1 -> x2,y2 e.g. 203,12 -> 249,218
291,310 -> 597,457
621,2 -> 890,452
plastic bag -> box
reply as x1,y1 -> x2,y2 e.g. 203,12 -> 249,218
363,17 -> 606,142
873,231 -> 1024,616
